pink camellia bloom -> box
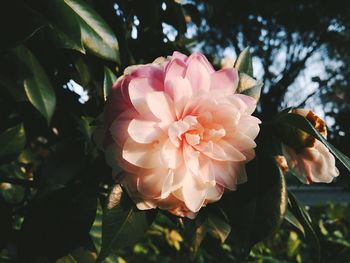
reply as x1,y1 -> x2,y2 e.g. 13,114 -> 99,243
282,109 -> 339,184
102,52 -> 261,218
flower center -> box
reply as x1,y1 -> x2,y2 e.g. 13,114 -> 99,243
168,115 -> 226,147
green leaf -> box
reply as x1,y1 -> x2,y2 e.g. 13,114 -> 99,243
37,140 -> 86,196
14,46 -> 56,124
285,209 -> 305,236
274,113 -> 350,172
97,185 -> 157,262
103,67 -> 117,101
234,47 -> 253,77
288,191 -> 321,262
221,152 -> 287,253
192,209 -> 231,255
44,0 -> 85,52
237,73 -> 263,101
64,0 -> 120,62
0,124 -> 26,158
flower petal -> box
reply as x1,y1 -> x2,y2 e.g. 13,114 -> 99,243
182,175 -> 206,212
210,68 -> 239,94
185,53 -> 211,94
137,168 -> 172,198
122,137 -> 161,169
146,91 -> 176,127
129,77 -> 163,115
165,77 -> 192,118
160,139 -> 183,169
128,118 -> 163,144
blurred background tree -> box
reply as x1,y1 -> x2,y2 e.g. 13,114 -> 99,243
0,0 -> 349,262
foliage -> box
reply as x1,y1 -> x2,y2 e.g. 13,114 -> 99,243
0,0 -> 349,262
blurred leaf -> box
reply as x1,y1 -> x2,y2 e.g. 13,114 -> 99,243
64,0 -> 120,62
0,183 -> 25,204
274,112 -> 350,172
288,191 -> 321,262
234,47 -> 253,77
237,73 -> 263,101
97,185 -> 157,262
14,46 -> 56,124
163,1 -> 187,36
103,66 -> 117,101
0,124 -> 26,158
287,231 -> 301,258
221,152 -> 287,254
182,4 -> 202,26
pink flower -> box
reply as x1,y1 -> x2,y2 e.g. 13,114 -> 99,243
282,109 -> 339,184
102,52 -> 261,218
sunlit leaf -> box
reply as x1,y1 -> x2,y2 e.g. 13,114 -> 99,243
103,67 -> 117,101
14,46 -> 56,124
234,47 -> 253,77
64,0 -> 120,62
237,73 -> 263,101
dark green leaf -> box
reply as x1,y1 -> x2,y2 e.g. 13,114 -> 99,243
44,0 -> 84,52
237,73 -> 263,101
0,2 -> 47,50
19,185 -> 97,262
275,113 -> 350,172
64,0 -> 120,62
103,66 -> 117,100
288,191 -> 321,262
221,152 -> 287,253
0,124 -> 26,158
37,140 -> 86,195
192,209 -> 231,255
14,46 -> 56,124
234,47 -> 253,77
97,185 -> 156,262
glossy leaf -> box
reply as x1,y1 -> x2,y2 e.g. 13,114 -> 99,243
192,209 -> 231,254
288,191 -> 321,262
275,112 -> 350,172
44,0 -> 85,52
221,152 -> 287,253
234,47 -> 253,77
64,0 -> 120,62
237,72 -> 263,101
0,124 -> 26,158
103,67 -> 117,101
14,46 -> 56,124
97,185 -> 157,262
